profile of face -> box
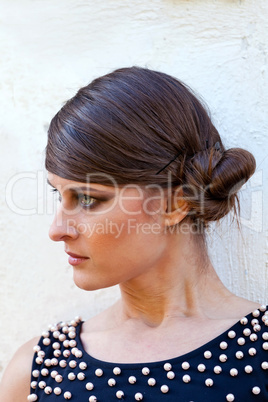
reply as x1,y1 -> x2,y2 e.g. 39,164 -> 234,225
48,172 -> 179,291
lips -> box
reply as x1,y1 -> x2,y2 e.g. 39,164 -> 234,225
65,251 -> 89,266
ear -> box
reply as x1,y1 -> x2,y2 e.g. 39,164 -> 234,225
163,187 -> 189,227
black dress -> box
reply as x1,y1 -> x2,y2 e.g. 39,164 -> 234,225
28,306 -> 268,401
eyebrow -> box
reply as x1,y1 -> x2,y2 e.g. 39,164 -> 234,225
47,179 -> 114,195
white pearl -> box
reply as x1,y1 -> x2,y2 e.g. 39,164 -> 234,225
230,368 -> 238,377
244,365 -> 253,373
69,360 -> 77,368
50,370 -> 58,378
148,378 -> 156,386
51,358 -> 58,366
44,386 -> 52,394
35,357 -> 43,365
181,361 -> 190,370
75,350 -> 83,358
69,331 -> 76,339
43,338 -> 51,346
167,371 -> 175,379
108,378 -> 116,387
220,341 -> 228,350
113,367 -> 121,375
235,351 -> 244,359
79,362 -> 87,370
197,364 -> 206,372
116,390 -> 124,399
164,363 -> 172,371
89,396 -> 97,402
243,328 -> 251,336
62,326 -> 69,334
250,333 -> 258,342
214,365 -> 222,374
261,361 -> 268,370
64,391 -> 72,399
38,381 -> 46,389
142,367 -> 150,375
54,350 -> 61,358
205,378 -> 213,387
52,342 -> 60,350
86,382 -> 94,390
219,354 -> 227,362
63,350 -> 71,358
71,348 -> 78,355
252,309 -> 260,317
182,374 -> 191,383
228,330 -> 236,339
54,387 -> 62,395
262,332 -> 268,340
252,386 -> 261,395
68,373 -> 76,381
27,394 -> 38,401
263,342 -> 268,350
95,368 -> 103,377
77,372 -> 85,381
128,376 -> 136,384
240,317 -> 248,325
30,381 -> 37,389
251,319 -> 259,326
135,393 -> 143,400
160,385 -> 169,393
204,350 -> 212,359
33,345 -> 41,353
253,324 -> 261,332
226,393 -> 235,401
248,347 -> 257,356
260,305 -> 266,312
237,337 -> 245,346
42,331 -> 50,338
63,340 -> 70,348
55,375 -> 63,383
37,351 -> 45,358
59,334 -> 66,342
59,360 -> 67,368
32,370 -> 40,378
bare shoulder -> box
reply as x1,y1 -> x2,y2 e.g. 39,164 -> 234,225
0,336 -> 40,402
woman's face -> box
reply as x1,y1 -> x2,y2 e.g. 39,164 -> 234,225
48,173 -> 170,290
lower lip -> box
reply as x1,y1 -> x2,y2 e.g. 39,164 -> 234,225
68,256 -> 89,266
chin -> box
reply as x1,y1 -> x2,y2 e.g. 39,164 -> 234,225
72,272 -> 117,292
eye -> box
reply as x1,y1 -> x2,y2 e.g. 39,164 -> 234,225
51,188 -> 62,202
78,194 -> 96,208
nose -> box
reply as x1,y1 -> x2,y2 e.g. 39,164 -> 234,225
49,207 -> 79,242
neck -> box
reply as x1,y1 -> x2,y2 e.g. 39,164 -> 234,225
117,233 -> 233,327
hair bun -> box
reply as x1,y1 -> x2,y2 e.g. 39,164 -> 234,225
183,147 -> 256,223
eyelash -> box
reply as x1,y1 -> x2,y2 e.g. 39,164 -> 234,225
51,189 -> 98,209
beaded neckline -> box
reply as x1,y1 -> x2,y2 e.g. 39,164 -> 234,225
75,305 -> 267,369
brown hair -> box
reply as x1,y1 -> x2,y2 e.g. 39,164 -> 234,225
45,66 -> 256,225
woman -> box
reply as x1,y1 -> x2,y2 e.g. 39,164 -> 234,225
0,67 -> 267,401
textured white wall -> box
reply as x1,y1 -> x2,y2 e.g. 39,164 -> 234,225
0,0 -> 267,378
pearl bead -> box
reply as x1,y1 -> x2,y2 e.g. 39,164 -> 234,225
75,350 -> 83,358
235,351 -> 244,359
160,385 -> 169,393
59,360 -> 67,368
68,331 -> 76,339
262,332 -> 268,340
164,363 -> 172,371
167,371 -> 175,379
50,370 -> 58,378
69,340 -> 77,348
228,330 -> 236,339
68,373 -> 76,381
38,381 -> 46,389
252,386 -> 261,395
116,390 -> 124,399
54,350 -> 61,358
55,375 -> 63,383
261,361 -> 268,370
148,378 -> 156,386
220,341 -> 228,350
240,317 -> 248,325
44,386 -> 52,394
243,328 -> 251,336
252,309 -> 260,317
37,351 -> 45,358
63,340 -> 70,348
64,391 -> 72,399
248,347 -> 257,356
251,319 -> 259,326
59,334 -> 66,342
250,333 -> 257,342
128,376 -> 136,384
27,394 -> 38,401
197,364 -> 206,372
204,350 -> 212,359
41,368 -> 49,377
214,365 -> 222,374
142,367 -> 150,375
86,382 -> 94,390
182,374 -> 191,383
54,387 -> 62,395
205,378 -> 213,387
51,358 -> 58,366
89,396 -> 97,402
32,370 -> 40,378
260,305 -> 266,312
77,372 -> 85,381
244,365 -> 253,373
79,362 -> 87,370
63,350 -> 71,358
35,357 -> 43,365
135,393 -> 143,400
69,360 -> 77,368
108,378 -> 116,387
263,342 -> 268,350
52,342 -> 60,350
237,337 -> 245,346
43,338 -> 51,346
42,331 -> 50,338
33,345 -> 41,353
219,354 -> 227,362
31,381 -> 37,389
71,348 -> 78,355
95,368 -> 103,377
230,368 -> 238,377
253,324 -> 261,332
181,361 -> 190,370
226,393 -> 235,401
113,367 -> 121,375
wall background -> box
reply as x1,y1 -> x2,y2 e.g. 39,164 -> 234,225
0,0 -> 267,379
